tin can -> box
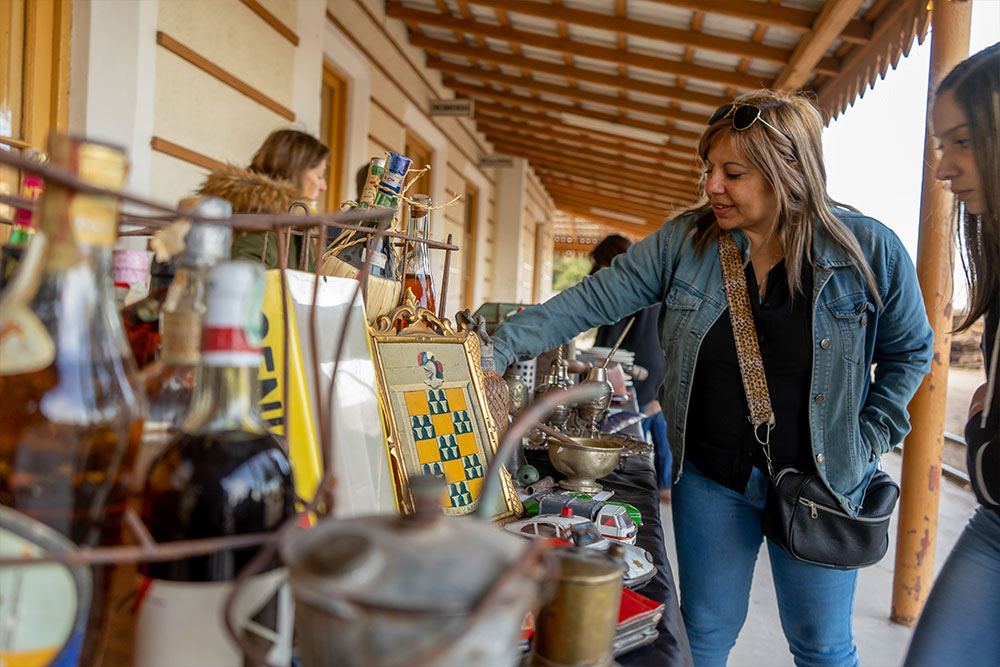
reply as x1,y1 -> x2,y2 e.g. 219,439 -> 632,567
532,546 -> 625,667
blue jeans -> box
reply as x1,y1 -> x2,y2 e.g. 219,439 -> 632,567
672,460 -> 859,667
903,507 -> 1000,666
643,411 -> 671,490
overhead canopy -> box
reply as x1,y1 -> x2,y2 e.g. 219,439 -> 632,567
388,0 -> 931,241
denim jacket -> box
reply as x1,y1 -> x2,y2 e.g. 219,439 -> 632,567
493,208 -> 934,515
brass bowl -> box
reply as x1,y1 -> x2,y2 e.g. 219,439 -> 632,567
548,437 -> 623,493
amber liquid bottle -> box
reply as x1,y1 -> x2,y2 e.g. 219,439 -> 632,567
122,259 -> 174,367
400,194 -> 437,326
137,197 -> 233,486
0,136 -> 145,664
136,261 -> 295,667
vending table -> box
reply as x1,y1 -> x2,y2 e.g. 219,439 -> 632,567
524,448 -> 694,666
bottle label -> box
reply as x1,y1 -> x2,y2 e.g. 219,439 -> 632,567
361,248 -> 388,270
134,569 -> 292,667
0,512 -> 88,666
160,311 -> 201,365
0,303 -> 57,375
66,192 -> 118,248
201,327 -> 262,367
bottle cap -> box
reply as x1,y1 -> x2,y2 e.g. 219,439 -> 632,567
201,261 -> 265,367
182,197 -> 233,267
112,249 -> 151,286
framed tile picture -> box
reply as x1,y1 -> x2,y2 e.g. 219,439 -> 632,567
369,292 -> 522,522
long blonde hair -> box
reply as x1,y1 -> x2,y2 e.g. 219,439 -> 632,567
686,89 -> 881,306
936,42 -> 1000,332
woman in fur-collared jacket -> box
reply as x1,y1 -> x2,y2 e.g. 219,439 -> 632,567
198,129 -> 329,269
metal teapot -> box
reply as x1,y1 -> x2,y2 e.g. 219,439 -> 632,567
533,347 -> 573,432
280,476 -> 547,667
279,384 -> 608,667
575,366 -> 614,437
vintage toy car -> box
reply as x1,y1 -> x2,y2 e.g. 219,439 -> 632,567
523,494 -> 638,545
503,514 -> 656,589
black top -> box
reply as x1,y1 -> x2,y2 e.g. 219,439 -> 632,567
686,259 -> 815,493
595,304 -> 667,407
965,295 -> 999,506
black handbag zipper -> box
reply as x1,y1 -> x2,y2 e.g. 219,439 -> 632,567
797,497 -> 887,522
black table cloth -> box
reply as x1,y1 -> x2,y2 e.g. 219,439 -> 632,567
524,448 -> 694,667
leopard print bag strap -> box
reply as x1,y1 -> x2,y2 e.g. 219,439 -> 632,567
717,231 -> 776,470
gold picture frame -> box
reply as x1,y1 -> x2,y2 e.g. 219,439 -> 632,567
369,292 -> 522,521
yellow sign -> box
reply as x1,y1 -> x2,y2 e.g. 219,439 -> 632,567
259,270 -> 322,505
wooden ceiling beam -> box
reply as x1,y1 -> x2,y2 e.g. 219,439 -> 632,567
637,0 -> 871,44
387,3 -> 766,91
502,146 -> 698,199
541,182 -> 679,216
815,0 -> 931,118
480,122 -> 699,177
416,35 -> 732,110
473,101 -> 698,159
484,130 -> 699,186
774,0 -> 866,90
446,78 -> 702,143
538,173 -> 684,208
539,172 -> 684,205
475,113 -> 700,172
456,0 -> 812,66
542,186 -> 675,222
431,57 -> 712,125
547,203 -> 662,237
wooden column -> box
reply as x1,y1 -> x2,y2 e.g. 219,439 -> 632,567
890,0 -> 971,627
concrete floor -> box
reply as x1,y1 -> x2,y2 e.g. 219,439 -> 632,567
659,450 -> 981,667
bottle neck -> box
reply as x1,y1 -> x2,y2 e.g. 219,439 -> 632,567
182,365 -> 265,435
159,266 -> 207,366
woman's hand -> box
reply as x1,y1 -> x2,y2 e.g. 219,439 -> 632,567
969,382 -> 988,420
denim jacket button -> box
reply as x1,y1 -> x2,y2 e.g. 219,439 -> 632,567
816,453 -> 824,463
860,315 -> 868,326
815,393 -> 826,403
820,338 -> 831,349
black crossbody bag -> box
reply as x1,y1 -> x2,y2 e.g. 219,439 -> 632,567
718,232 -> 899,570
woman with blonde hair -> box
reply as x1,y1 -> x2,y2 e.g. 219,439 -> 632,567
492,89 -> 933,666
904,42 -> 1000,666
199,129 -> 329,268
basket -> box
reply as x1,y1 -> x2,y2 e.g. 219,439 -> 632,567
318,253 -> 402,323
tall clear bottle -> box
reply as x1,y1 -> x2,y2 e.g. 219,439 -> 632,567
136,197 -> 233,486
0,136 -> 146,664
401,193 -> 437,313
137,261 -> 295,667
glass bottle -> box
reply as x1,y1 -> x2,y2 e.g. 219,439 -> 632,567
137,197 -> 233,486
121,259 -> 174,367
402,193 -> 437,313
0,149 -> 46,289
0,135 -> 146,664
137,261 -> 295,667
330,153 -> 410,280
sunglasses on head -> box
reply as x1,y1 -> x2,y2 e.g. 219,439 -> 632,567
709,103 -> 794,146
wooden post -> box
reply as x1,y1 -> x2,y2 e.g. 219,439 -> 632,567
890,0 -> 971,627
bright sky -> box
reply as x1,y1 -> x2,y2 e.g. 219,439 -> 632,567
823,0 -> 1000,309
